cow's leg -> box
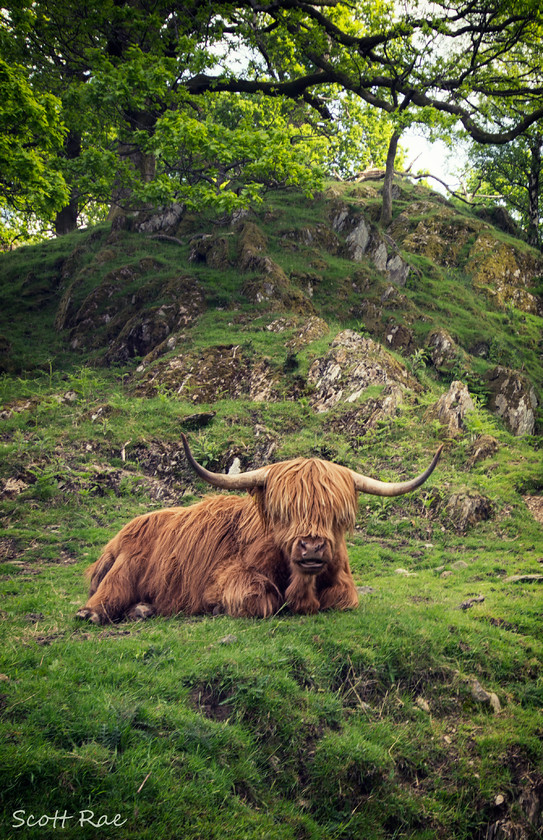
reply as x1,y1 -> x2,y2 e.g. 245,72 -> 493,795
208,566 -> 283,618
285,573 -> 320,615
318,576 -> 360,610
318,550 -> 360,611
126,603 -> 156,621
87,550 -> 116,596
76,551 -> 139,624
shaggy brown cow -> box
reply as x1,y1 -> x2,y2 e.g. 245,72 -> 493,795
76,435 -> 442,624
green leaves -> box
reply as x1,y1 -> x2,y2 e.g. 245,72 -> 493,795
0,60 -> 68,217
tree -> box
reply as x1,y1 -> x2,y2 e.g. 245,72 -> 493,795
460,45 -> 543,248
5,0 -> 543,236
184,0 -> 543,224
0,57 -> 67,232
1,0 -> 397,233
464,128 -> 543,248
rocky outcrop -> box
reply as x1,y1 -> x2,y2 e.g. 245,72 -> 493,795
325,383 -> 405,439
426,329 -> 460,370
307,329 -> 418,412
58,268 -> 206,365
391,202 -> 481,267
266,315 -> 329,350
384,322 -> 414,353
331,204 -> 411,285
467,232 -> 543,315
425,381 -> 475,437
466,435 -> 499,466
113,203 -> 185,235
485,367 -> 538,436
134,345 -> 282,403
446,492 -> 493,532
237,222 -> 315,313
189,233 -> 231,269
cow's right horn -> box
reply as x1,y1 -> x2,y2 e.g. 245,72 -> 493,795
350,445 -> 443,497
181,434 -> 268,490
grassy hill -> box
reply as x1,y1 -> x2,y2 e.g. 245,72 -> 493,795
0,180 -> 542,839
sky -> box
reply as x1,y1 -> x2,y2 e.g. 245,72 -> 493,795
401,131 -> 467,196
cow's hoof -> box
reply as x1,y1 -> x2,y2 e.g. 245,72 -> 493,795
127,603 -> 156,621
75,607 -> 106,625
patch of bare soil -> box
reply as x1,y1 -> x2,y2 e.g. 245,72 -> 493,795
523,495 -> 543,524
190,686 -> 235,722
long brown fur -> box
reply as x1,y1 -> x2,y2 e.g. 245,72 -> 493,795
77,459 -> 361,624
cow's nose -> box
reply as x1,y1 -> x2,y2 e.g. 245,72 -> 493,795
300,539 -> 325,556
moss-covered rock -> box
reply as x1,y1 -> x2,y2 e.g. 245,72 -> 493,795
425,381 -> 475,438
133,345 -> 283,403
189,234 -> 232,269
391,203 -> 480,267
426,328 -> 460,370
446,492 -> 493,532
66,271 -> 205,361
324,383 -> 404,440
466,232 -> 543,314
466,435 -> 499,466
266,315 -> 329,350
484,366 -> 538,435
236,221 -> 268,271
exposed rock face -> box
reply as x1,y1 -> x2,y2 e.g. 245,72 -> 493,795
104,307 -> 175,365
266,315 -> 329,350
426,381 -> 475,437
426,329 -> 459,370
466,435 -> 499,466
66,273 -> 206,364
446,492 -> 493,532
485,367 -> 538,436
325,383 -> 405,439
331,204 -> 410,285
467,232 -> 543,315
307,329 -> 417,412
115,203 -> 185,235
391,202 -> 480,267
134,345 -> 281,403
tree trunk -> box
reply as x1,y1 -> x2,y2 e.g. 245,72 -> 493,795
54,190 -> 79,235
108,110 -> 157,222
526,133 -> 541,249
380,130 -> 400,227
54,131 -> 81,235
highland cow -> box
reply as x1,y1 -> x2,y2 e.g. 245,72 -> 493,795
76,435 -> 442,624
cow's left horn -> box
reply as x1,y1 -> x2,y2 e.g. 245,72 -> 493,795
350,445 -> 443,497
181,433 -> 268,489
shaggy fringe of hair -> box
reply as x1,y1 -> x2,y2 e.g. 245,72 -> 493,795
255,458 -> 358,546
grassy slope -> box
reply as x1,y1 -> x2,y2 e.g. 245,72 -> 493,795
0,183 -> 542,839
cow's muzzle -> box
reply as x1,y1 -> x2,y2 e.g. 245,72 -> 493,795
293,537 -> 330,574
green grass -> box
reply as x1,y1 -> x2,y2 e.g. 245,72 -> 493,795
1,370 -> 542,839
1,182 -> 542,839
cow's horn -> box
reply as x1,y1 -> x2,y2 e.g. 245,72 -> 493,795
350,445 -> 443,496
181,433 -> 268,489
